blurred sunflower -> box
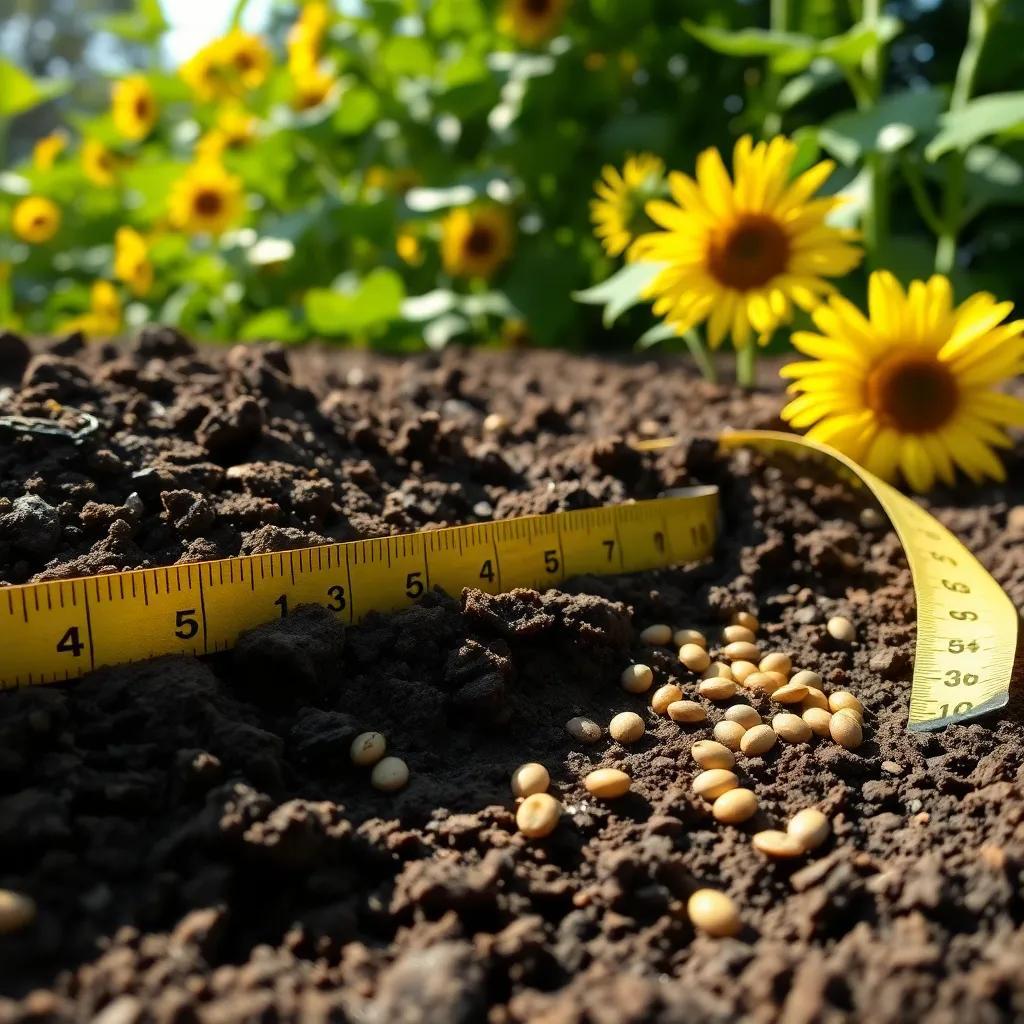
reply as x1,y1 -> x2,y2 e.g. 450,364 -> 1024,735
12,196 -> 61,244
83,139 -> 118,186
500,0 -> 568,46
291,65 -> 336,110
33,132 -> 67,170
220,30 -> 271,91
169,161 -> 244,236
637,135 -> 862,349
288,2 -> 329,71
590,153 -> 665,259
441,206 -> 514,279
181,46 -> 225,102
114,227 -> 154,298
112,76 -> 158,141
197,106 -> 257,161
781,271 -> 1024,492
396,230 -> 423,266
62,281 -> 121,338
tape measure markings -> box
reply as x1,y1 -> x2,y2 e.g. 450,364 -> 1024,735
0,489 -> 718,690
721,430 -> 1018,732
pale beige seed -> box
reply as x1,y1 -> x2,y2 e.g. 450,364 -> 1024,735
516,793 -> 561,838
350,731 -> 387,767
674,628 -> 707,648
511,762 -> 550,798
730,611 -> 759,633
802,707 -> 833,738
584,767 -> 631,799
621,663 -> 654,694
752,829 -> 805,858
0,890 -> 36,935
801,690 -> 830,712
740,724 -> 777,756
829,691 -> 865,717
713,720 -> 748,751
699,678 -> 739,701
724,641 -> 761,663
639,623 -> 673,646
609,711 -> 645,744
651,683 -> 684,716
712,787 -> 758,824
667,700 -> 706,723
566,716 -> 603,743
371,756 -> 409,792
771,682 -> 809,704
702,661 -> 734,681
691,739 -> 736,770
722,624 -> 756,645
730,660 -> 758,683
787,808 -> 831,851
790,669 -> 823,692
830,709 -> 864,749
679,643 -> 711,673
743,671 -> 785,696
827,616 -> 856,643
759,652 -> 792,677
687,888 -> 742,938
772,712 -> 812,743
724,704 -> 761,729
692,768 -> 739,800
483,412 -> 507,433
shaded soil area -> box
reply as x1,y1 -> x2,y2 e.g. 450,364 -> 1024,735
2,328 -> 1024,1022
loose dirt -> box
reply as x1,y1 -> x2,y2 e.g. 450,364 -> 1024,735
2,327 -> 1024,1023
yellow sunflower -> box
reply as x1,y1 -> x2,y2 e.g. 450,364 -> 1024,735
590,153 -> 666,259
291,64 -> 337,110
500,0 -> 569,46
637,134 -> 863,350
61,281 -> 122,338
114,226 -> 154,298
196,105 -> 257,161
33,132 -> 68,170
781,271 -> 1024,492
12,196 -> 61,244
396,230 -> 423,266
112,76 -> 158,141
220,30 -> 271,91
168,161 -> 244,236
288,1 -> 329,70
181,45 -> 226,102
83,139 -> 118,186
441,205 -> 514,279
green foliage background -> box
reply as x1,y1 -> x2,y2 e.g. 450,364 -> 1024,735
1,0 -> 1023,351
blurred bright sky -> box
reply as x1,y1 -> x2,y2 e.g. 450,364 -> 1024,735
162,0 -> 272,63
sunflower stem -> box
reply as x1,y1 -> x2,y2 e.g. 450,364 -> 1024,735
736,344 -> 758,389
762,0 -> 790,137
682,328 -> 717,384
861,0 -> 891,270
935,0 -> 998,275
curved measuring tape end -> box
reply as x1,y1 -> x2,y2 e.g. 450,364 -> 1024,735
721,429 -> 1020,732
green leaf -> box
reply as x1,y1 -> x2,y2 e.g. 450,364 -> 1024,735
572,262 -> 664,327
925,92 -> 1024,161
240,308 -> 305,342
381,36 -> 434,77
684,21 -> 814,60
636,321 -> 678,349
778,61 -> 843,111
305,268 -> 405,335
810,16 -> 901,72
819,88 -> 944,165
333,86 -> 380,135
0,59 -> 67,117
97,0 -> 168,44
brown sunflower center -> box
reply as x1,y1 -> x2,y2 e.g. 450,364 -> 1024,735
235,51 -> 254,71
523,0 -> 552,14
194,189 -> 224,217
707,214 -> 790,291
135,96 -> 151,120
465,225 -> 496,258
31,214 -> 49,229
865,352 -> 958,433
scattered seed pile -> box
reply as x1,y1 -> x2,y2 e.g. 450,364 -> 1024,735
2,328 -> 1024,1022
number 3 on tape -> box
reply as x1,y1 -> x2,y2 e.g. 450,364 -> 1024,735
721,430 -> 1020,732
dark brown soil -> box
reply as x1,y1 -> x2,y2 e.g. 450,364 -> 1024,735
2,327 -> 1024,1023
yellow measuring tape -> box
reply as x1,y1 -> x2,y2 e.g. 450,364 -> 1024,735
0,431 -> 1016,732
